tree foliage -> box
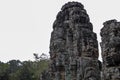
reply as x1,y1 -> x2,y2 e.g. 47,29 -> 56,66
0,55 -> 49,80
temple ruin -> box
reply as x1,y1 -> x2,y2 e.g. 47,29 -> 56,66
40,1 -> 120,80
101,20 -> 120,80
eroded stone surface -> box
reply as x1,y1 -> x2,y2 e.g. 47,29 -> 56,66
100,19 -> 120,80
41,1 -> 101,80
40,2 -> 120,80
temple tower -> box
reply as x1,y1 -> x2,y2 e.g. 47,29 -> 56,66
49,2 -> 101,80
100,20 -> 120,80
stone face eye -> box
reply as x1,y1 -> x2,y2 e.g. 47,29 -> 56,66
73,11 -> 80,15
74,18 -> 80,23
73,16 -> 87,23
71,10 -> 81,16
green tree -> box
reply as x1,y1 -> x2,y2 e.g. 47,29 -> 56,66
0,55 -> 49,80
0,61 -> 9,80
19,61 -> 34,80
7,60 -> 22,80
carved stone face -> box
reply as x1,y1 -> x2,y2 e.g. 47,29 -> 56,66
69,7 -> 88,24
105,67 -> 120,80
79,58 -> 100,80
84,67 -> 98,80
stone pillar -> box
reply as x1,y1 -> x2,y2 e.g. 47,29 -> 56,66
100,19 -> 120,80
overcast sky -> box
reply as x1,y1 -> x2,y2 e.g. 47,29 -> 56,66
0,0 -> 120,62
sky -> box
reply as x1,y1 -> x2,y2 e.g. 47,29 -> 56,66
0,0 -> 120,62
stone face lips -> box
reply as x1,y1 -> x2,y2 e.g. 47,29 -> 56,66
100,19 -> 120,80
48,1 -> 101,80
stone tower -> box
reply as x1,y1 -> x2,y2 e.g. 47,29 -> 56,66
100,20 -> 120,80
48,2 -> 101,80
